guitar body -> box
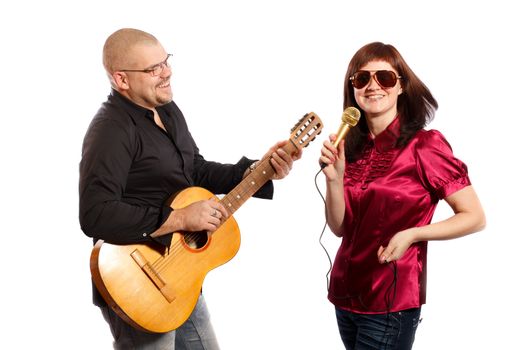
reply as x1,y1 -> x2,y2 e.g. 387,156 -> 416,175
90,187 -> 240,333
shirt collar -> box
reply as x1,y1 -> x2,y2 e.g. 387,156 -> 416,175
110,89 -> 154,124
368,115 -> 401,152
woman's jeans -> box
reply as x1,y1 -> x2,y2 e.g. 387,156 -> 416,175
335,307 -> 421,350
101,294 -> 220,350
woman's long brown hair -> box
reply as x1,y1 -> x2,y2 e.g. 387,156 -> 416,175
343,42 -> 438,161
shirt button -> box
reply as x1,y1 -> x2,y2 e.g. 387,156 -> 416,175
142,233 -> 147,237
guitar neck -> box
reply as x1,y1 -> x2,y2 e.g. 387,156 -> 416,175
220,141 -> 297,216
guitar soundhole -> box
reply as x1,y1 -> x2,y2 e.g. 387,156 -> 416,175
183,231 -> 210,250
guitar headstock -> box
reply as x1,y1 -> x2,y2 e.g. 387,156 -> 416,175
289,112 -> 324,150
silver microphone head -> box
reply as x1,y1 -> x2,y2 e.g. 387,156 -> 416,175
341,107 -> 361,127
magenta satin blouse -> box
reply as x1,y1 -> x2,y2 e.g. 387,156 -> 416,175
328,117 -> 471,313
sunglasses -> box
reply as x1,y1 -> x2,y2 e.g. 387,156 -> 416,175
350,70 -> 402,89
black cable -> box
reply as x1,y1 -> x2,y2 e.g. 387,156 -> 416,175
314,168 -> 333,292
381,261 -> 398,349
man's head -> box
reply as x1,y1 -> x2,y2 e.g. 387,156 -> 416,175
103,28 -> 173,109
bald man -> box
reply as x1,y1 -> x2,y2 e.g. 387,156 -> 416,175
79,28 -> 300,349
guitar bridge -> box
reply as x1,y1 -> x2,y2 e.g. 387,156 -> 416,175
130,249 -> 176,303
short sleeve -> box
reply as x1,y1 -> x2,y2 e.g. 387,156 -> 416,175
415,130 -> 471,200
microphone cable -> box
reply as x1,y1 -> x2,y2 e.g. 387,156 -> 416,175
314,167 -> 333,292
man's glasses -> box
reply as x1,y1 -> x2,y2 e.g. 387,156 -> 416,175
350,70 -> 402,89
119,54 -> 173,76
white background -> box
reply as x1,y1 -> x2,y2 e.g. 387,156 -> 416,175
1,1 -> 523,349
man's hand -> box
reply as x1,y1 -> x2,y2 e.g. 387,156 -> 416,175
151,199 -> 228,238
260,140 -> 302,180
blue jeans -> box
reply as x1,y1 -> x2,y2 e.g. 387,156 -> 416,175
335,307 -> 421,350
101,295 -> 220,350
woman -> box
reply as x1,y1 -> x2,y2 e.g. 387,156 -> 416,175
319,42 -> 485,349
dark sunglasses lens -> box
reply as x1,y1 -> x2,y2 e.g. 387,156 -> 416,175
376,71 -> 397,88
352,71 -> 370,89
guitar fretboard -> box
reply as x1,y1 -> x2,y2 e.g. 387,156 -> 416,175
220,142 -> 297,216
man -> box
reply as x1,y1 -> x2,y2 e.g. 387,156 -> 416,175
79,28 -> 300,349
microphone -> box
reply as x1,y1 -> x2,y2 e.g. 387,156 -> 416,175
321,107 -> 361,168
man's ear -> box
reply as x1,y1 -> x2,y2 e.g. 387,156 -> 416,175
112,72 -> 130,90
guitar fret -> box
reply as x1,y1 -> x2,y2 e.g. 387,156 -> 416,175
220,160 -> 274,216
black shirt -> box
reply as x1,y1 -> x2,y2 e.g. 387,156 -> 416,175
79,89 -> 273,246
79,90 -> 273,306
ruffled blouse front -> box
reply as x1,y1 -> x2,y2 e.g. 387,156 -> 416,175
328,117 -> 471,313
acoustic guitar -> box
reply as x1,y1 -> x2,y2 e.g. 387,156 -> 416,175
90,112 -> 323,333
